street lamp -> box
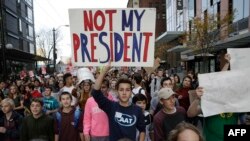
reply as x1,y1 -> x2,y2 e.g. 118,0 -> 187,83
52,25 -> 69,72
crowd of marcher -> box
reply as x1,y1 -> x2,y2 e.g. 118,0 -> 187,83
0,53 -> 249,141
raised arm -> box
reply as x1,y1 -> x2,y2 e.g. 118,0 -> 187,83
221,53 -> 231,71
94,63 -> 111,90
187,87 -> 203,117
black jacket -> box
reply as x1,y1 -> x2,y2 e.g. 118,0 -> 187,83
0,111 -> 23,141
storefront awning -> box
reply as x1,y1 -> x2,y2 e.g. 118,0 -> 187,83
214,32 -> 250,50
180,32 -> 250,56
155,31 -> 184,47
0,48 -> 50,62
167,45 -> 189,53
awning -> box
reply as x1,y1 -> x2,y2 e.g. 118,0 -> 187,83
167,45 -> 189,53
0,48 -> 50,62
181,53 -> 214,61
155,31 -> 184,46
181,32 -> 250,56
214,32 -> 250,50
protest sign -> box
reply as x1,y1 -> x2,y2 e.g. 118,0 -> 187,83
228,48 -> 250,70
69,8 -> 156,66
198,68 -> 250,117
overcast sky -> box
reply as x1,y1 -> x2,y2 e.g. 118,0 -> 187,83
34,0 -> 128,58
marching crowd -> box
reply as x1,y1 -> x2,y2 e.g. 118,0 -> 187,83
0,53 -> 249,141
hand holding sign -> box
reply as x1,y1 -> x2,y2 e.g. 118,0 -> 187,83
102,61 -> 112,74
195,87 -> 204,99
224,53 -> 231,63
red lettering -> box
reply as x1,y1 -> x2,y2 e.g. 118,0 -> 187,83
124,32 -> 132,62
84,11 -> 93,31
94,10 -> 105,31
90,33 -> 98,62
110,32 -> 114,61
143,32 -> 153,62
105,10 -> 117,31
73,34 -> 80,62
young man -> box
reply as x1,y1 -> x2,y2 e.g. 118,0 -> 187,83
60,73 -> 78,106
43,86 -> 59,116
0,98 -> 22,141
150,68 -> 164,98
132,94 -> 152,141
0,81 -> 8,98
153,88 -> 186,141
187,53 -> 238,141
150,77 -> 175,115
20,98 -> 54,141
92,64 -> 146,141
132,73 -> 146,96
54,92 -> 83,141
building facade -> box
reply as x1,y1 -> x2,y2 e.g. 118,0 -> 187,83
183,0 -> 250,73
156,0 -> 250,73
0,0 -> 45,79
127,0 -> 166,38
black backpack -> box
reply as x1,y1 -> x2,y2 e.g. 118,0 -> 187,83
132,88 -> 143,96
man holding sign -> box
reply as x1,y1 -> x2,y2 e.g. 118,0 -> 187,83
187,53 -> 239,141
91,62 -> 146,141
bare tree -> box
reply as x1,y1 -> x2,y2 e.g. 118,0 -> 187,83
36,28 -> 62,65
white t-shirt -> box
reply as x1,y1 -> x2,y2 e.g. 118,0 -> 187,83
132,86 -> 146,95
60,86 -> 78,106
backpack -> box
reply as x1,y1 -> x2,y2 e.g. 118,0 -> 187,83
154,77 -> 157,92
55,108 -> 82,130
132,88 -> 143,96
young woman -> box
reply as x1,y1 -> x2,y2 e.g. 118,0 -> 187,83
8,85 -> 24,115
78,80 -> 92,111
168,122 -> 204,141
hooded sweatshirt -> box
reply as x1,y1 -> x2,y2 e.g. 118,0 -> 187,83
20,114 -> 54,141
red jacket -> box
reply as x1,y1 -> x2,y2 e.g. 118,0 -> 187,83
31,90 -> 43,98
176,87 -> 190,111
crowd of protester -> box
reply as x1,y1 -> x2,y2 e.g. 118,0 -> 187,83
0,53 -> 249,141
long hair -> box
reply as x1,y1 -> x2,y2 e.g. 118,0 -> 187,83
8,85 -> 20,99
168,122 -> 204,141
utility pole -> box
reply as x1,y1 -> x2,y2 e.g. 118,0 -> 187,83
52,25 -> 69,73
0,0 -> 7,81
52,28 -> 56,73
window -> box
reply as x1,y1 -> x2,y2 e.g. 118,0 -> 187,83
28,25 -> 33,37
162,13 -> 166,19
29,43 -> 35,54
210,0 -> 214,6
18,19 -> 22,32
155,2 -> 159,10
188,0 -> 195,19
243,0 -> 249,18
202,0 -> 208,11
233,0 -> 249,22
25,0 -> 32,6
25,5 -> 33,23
157,13 -> 161,19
